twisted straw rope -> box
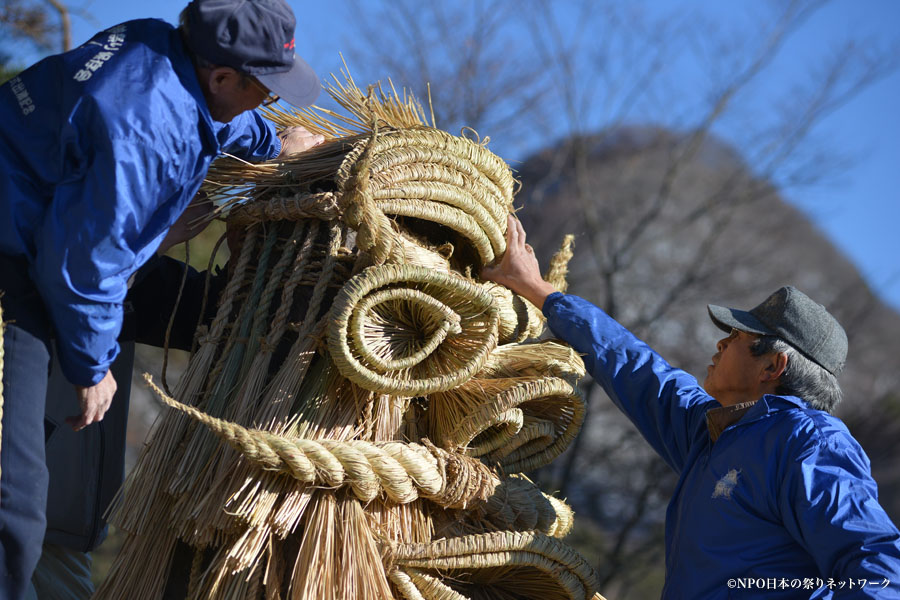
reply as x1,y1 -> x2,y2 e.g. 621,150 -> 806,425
145,374 -> 497,508
227,191 -> 342,225
327,264 -> 499,396
338,126 -> 405,266
145,373 -> 576,538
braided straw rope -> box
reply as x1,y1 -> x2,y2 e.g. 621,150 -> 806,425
327,264 -> 499,396
428,376 -> 585,474
388,531 -> 604,600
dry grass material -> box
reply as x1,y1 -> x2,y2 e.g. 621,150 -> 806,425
478,340 -> 586,382
96,68 -> 604,600
205,78 -> 514,273
546,234 -> 575,294
387,531 -> 602,600
327,264 -> 500,396
426,377 -> 585,474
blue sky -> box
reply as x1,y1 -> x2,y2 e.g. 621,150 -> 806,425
12,0 -> 900,310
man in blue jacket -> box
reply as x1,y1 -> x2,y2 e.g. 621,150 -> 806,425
0,1 -> 323,596
483,215 -> 900,598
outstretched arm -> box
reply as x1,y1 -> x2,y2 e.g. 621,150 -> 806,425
483,214 -> 715,472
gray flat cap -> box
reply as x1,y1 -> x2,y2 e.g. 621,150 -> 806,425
707,286 -> 848,375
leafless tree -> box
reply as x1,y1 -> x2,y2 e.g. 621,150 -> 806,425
1,0 -> 72,52
345,1 -> 900,597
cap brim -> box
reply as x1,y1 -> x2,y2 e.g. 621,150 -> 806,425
256,54 -> 320,108
707,304 -> 775,336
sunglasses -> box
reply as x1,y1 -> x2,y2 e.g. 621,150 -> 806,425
249,77 -> 280,107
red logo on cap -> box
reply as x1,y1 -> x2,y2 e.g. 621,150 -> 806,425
284,38 -> 295,50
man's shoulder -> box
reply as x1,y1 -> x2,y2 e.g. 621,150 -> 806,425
765,396 -> 865,461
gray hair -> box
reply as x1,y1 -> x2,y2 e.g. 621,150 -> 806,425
750,336 -> 843,414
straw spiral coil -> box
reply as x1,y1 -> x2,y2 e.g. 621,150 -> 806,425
428,376 -> 585,474
335,128 -> 514,269
483,283 -> 547,343
387,531 -> 603,600
478,340 -> 586,382
327,264 -> 499,396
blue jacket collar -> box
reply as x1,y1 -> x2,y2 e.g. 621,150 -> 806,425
706,394 -> 807,442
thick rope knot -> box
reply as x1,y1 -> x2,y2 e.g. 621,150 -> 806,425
421,439 -> 497,510
193,325 -> 212,347
326,264 -> 499,395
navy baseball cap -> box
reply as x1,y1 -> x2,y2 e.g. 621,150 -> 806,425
708,286 -> 848,375
185,0 -> 320,107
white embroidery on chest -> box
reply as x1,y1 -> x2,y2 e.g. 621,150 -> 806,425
712,468 -> 741,499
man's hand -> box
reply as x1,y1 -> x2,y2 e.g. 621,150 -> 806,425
482,214 -> 559,310
68,369 -> 117,431
277,126 -> 324,157
158,192 -> 216,255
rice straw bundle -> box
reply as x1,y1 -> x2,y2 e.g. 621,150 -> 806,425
96,69 -> 604,600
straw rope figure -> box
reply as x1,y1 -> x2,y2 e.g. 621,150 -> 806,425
96,71 -> 607,600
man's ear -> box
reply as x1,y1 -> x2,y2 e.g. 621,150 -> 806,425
206,66 -> 239,95
761,351 -> 788,383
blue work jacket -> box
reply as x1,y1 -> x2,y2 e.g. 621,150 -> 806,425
543,292 -> 900,599
0,19 -> 281,386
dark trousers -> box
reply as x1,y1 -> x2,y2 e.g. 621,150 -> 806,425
1,255 -> 52,600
